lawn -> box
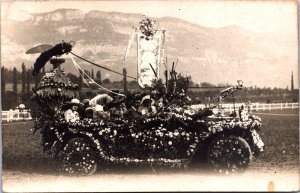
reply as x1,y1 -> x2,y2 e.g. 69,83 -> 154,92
249,109 -> 299,172
2,109 -> 299,174
2,121 -> 60,175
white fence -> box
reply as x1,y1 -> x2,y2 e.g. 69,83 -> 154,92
2,110 -> 33,123
191,102 -> 299,113
1,102 -> 298,123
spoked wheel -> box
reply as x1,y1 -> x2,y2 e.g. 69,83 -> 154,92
61,138 -> 98,176
207,135 -> 252,174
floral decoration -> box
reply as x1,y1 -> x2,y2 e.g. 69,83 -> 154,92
31,67 -> 264,174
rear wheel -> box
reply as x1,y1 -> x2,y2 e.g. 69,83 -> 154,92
60,138 -> 98,176
207,135 -> 252,174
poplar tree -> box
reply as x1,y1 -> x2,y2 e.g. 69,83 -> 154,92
21,63 -> 26,94
26,69 -> 31,92
91,69 -> 95,79
96,70 -> 102,84
1,67 -> 5,94
13,67 -> 18,94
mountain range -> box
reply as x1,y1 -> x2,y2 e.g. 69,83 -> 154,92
2,8 -> 297,88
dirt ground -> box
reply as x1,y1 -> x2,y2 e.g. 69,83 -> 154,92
2,109 -> 299,191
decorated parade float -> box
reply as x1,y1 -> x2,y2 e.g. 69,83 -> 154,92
28,18 -> 264,175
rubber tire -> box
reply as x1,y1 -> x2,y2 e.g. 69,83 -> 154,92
60,138 -> 98,176
207,135 -> 252,174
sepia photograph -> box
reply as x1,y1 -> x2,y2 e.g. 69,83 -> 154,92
1,0 -> 299,192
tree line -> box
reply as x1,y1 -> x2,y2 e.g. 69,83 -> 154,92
0,65 -> 106,94
1,64 -> 298,110
0,64 -> 105,110
1,64 -> 45,94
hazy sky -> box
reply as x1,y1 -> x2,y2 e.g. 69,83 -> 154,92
2,0 -> 298,35
1,0 -> 298,88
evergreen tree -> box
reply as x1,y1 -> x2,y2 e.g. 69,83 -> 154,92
26,69 -> 31,92
1,67 -> 5,94
291,71 -> 294,91
21,63 -> 26,94
96,70 -> 102,84
13,67 -> 18,94
91,69 -> 95,79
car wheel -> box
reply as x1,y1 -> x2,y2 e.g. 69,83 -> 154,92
61,138 -> 98,176
207,135 -> 252,174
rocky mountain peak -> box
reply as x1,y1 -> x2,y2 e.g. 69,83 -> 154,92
31,9 -> 84,24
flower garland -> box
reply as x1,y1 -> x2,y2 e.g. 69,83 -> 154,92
48,105 -> 263,171
61,138 -> 97,175
32,68 -> 264,172
50,108 -> 201,168
35,68 -> 79,100
197,113 -> 262,139
207,135 -> 252,174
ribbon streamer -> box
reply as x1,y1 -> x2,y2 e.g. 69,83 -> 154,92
70,52 -> 136,80
122,30 -> 136,67
69,55 -> 125,97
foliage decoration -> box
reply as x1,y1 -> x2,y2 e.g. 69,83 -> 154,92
139,17 -> 156,40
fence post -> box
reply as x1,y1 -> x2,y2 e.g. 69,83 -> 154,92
280,103 -> 283,110
292,103 -> 294,109
269,104 -> 271,111
6,112 -> 10,122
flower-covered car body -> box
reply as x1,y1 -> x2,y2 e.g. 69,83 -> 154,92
32,68 -> 264,175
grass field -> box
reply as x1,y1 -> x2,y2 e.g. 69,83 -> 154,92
2,109 -> 299,175
249,109 -> 299,172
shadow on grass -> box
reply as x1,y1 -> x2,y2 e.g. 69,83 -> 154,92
3,153 -> 211,176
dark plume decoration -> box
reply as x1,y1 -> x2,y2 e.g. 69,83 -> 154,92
26,44 -> 54,54
30,41 -> 74,76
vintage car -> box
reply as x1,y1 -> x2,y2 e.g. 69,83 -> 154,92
31,66 -> 264,176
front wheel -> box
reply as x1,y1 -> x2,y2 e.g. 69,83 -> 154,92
207,135 -> 252,174
60,138 -> 98,176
